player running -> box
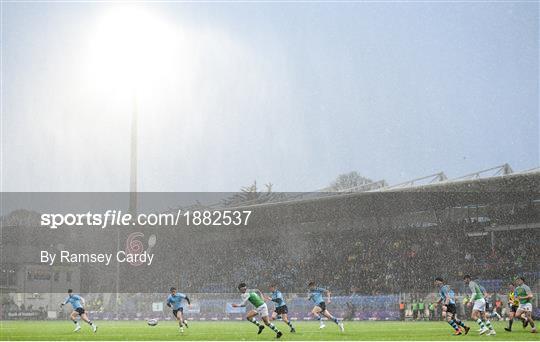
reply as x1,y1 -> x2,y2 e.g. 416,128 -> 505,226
463,275 -> 495,335
307,282 -> 344,332
166,287 -> 192,333
264,284 -> 296,333
434,277 -> 470,335
514,277 -> 537,333
485,292 -> 502,320
231,283 -> 283,338
504,281 -> 520,332
60,289 -> 97,333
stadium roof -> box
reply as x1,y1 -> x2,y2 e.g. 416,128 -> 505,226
223,164 -> 540,215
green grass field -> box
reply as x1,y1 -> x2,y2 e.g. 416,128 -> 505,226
0,320 -> 538,341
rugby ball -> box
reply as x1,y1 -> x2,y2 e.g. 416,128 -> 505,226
147,318 -> 158,326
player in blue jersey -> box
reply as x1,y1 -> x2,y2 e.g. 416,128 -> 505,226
307,282 -> 344,331
263,284 -> 296,333
484,292 -> 502,321
60,289 -> 97,333
434,278 -> 470,335
166,287 -> 192,333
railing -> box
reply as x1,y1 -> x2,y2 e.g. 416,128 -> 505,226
2,292 -> 538,321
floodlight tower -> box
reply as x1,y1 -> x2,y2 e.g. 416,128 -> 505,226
88,5 -> 177,319
129,94 -> 138,217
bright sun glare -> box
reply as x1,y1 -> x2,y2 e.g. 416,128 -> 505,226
86,6 -> 179,91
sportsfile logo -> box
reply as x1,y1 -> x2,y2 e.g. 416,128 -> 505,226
40,210 -> 252,229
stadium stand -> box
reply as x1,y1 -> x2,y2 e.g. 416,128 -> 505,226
1,166 -> 538,320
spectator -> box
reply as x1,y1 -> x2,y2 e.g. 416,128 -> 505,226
399,301 -> 406,321
412,300 -> 418,321
428,302 -> 435,321
418,301 -> 425,321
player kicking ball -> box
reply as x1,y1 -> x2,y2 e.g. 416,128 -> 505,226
232,283 -> 283,339
307,282 -> 344,332
60,289 -> 97,333
166,287 -> 192,333
264,284 -> 296,333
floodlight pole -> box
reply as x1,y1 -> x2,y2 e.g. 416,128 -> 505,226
116,91 -> 138,319
129,92 -> 138,216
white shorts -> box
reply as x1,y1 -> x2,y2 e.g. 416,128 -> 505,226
472,298 -> 486,312
518,303 -> 532,312
256,303 -> 269,317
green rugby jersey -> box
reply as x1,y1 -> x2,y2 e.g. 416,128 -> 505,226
515,284 -> 532,305
241,291 -> 265,308
469,281 -> 484,301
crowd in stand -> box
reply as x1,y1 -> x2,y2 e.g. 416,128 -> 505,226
2,219 -> 539,320
122,217 -> 539,296
2,195 -> 538,297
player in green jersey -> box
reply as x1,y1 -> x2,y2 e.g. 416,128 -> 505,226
514,277 -> 536,333
232,283 -> 283,338
464,275 -> 495,335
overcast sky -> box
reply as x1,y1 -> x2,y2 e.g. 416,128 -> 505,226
1,1 -> 538,192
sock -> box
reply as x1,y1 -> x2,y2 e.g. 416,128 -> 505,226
72,320 -> 78,324
448,320 -> 459,331
268,323 -> 280,333
87,321 -> 93,326
248,318 -> 261,327
178,321 -> 183,328
455,319 -> 466,328
530,320 -> 536,328
315,314 -> 322,321
485,320 -> 493,330
286,321 -> 294,329
508,318 -> 513,329
476,318 -> 485,329
332,317 -> 339,324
